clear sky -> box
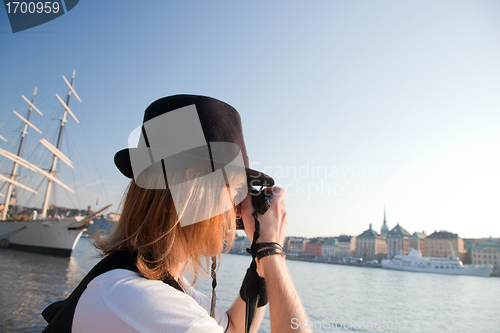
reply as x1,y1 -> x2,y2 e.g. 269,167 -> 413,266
1,1 -> 499,239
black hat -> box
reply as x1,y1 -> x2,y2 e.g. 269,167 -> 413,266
114,94 -> 274,188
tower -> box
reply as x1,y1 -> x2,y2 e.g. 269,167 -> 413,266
380,206 -> 389,237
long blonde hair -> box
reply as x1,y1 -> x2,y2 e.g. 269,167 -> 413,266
95,169 -> 238,283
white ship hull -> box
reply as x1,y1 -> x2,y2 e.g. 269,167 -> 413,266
381,259 -> 492,277
381,248 -> 493,277
0,218 -> 88,256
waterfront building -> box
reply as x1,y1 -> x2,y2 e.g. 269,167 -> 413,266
337,235 -> 356,257
288,238 -> 309,256
386,223 -> 411,259
425,231 -> 465,258
355,223 -> 387,261
409,231 -> 427,256
470,241 -> 500,272
283,237 -> 294,252
304,238 -> 326,256
463,238 -> 497,264
464,238 -> 491,246
462,244 -> 472,264
322,237 -> 339,258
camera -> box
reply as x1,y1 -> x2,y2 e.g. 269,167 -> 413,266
236,188 -> 272,230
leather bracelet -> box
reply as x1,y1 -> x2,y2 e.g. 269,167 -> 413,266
256,242 -> 283,251
246,242 -> 283,255
256,248 -> 285,262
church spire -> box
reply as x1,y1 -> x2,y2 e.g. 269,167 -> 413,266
380,205 -> 389,236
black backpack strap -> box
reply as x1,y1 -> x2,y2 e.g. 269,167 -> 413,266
42,249 -> 184,333
42,249 -> 139,332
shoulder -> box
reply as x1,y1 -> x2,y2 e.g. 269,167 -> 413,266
73,269 -> 227,333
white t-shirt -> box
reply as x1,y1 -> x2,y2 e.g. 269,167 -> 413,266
72,269 -> 229,333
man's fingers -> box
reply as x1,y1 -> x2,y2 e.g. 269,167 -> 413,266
267,186 -> 285,207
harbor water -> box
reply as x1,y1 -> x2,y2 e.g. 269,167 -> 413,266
1,237 -> 499,333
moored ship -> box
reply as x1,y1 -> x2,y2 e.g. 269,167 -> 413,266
0,216 -> 92,256
381,247 -> 492,277
0,71 -> 110,256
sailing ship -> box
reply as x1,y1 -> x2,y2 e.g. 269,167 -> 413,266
381,243 -> 492,277
0,71 -> 110,256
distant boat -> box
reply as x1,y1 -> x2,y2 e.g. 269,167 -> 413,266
381,244 -> 492,277
0,71 -> 110,256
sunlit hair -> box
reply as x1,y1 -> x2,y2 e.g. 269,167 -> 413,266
95,168 -> 240,284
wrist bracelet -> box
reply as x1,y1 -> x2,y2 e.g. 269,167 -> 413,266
256,242 -> 283,251
246,242 -> 283,255
256,248 -> 285,262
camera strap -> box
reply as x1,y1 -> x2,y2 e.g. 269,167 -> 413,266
242,211 -> 263,333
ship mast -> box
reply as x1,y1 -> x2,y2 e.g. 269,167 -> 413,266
41,70 -> 78,218
1,87 -> 38,220
449,241 -> 457,259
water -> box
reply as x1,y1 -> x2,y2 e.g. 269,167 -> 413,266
1,238 -> 499,332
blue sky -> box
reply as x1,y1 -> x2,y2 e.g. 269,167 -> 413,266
1,1 -> 499,238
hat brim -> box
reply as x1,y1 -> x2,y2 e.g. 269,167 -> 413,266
114,148 -> 275,188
